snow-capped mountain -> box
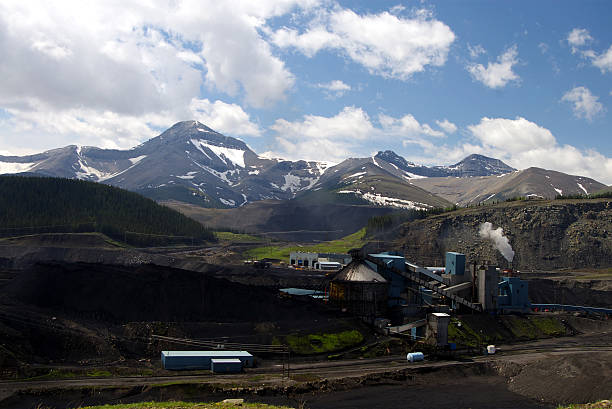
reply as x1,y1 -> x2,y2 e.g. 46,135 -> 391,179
374,151 -> 516,178
0,121 -> 605,210
0,121 -> 330,208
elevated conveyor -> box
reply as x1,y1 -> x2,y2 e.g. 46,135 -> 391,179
365,255 -> 483,312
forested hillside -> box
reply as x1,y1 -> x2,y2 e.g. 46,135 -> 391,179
0,176 -> 214,245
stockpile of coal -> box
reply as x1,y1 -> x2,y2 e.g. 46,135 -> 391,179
2,262 -> 333,323
528,278 -> 612,308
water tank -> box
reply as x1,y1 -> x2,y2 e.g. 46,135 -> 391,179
407,352 -> 424,362
487,345 -> 496,354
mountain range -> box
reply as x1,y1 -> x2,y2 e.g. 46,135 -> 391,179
0,120 -> 607,213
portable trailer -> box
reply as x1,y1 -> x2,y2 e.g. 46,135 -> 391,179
161,350 -> 254,370
211,358 -> 243,373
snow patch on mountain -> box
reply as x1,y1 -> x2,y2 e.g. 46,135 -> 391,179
76,159 -> 114,181
190,139 -> 246,168
219,197 -> 236,206
129,155 -> 147,165
577,183 -> 588,195
0,161 -> 36,174
337,190 -> 431,210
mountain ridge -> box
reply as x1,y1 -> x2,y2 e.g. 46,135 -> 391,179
0,120 -> 605,210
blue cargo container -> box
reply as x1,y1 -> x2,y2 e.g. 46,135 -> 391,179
211,358 -> 243,373
161,351 -> 254,370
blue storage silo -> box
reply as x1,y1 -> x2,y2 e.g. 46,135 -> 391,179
161,351 -> 254,370
211,358 -> 243,373
445,252 -> 465,275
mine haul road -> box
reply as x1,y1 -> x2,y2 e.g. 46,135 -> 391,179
1,338 -> 611,395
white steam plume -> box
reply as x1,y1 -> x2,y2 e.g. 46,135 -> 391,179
479,222 -> 515,262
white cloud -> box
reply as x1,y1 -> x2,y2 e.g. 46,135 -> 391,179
379,113 -> 444,138
561,86 -> 605,121
188,99 -> 262,137
436,119 -> 457,134
0,97 -> 261,154
466,45 -> 520,89
591,45 -> 612,73
465,116 -> 612,184
316,80 -> 351,97
268,107 -> 446,162
271,7 -> 455,80
565,28 -> 612,73
567,28 -> 593,53
0,0 -> 310,153
270,107 -> 375,162
467,43 -> 486,59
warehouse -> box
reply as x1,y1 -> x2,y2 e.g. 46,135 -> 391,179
161,350 -> 254,370
289,251 -> 351,269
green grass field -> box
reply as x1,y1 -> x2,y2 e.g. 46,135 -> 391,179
244,228 -> 366,260
214,231 -> 265,243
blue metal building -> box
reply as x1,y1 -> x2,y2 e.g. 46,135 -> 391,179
366,252 -> 410,307
161,351 -> 254,370
498,277 -> 530,312
445,252 -> 465,276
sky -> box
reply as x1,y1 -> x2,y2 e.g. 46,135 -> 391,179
0,0 -> 611,184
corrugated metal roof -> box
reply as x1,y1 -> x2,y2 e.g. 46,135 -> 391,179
162,351 -> 252,357
331,261 -> 387,283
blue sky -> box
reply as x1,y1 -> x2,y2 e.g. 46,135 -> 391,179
0,0 -> 610,183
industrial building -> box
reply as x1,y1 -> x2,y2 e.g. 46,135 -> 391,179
161,350 -> 254,371
327,250 -> 533,328
290,251 -> 351,270
328,260 -> 388,320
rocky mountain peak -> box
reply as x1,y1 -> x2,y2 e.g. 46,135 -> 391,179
443,154 -> 516,177
375,150 -> 416,168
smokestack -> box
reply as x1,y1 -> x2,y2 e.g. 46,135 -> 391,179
479,222 -> 515,262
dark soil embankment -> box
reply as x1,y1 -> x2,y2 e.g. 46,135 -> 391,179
0,262 -> 358,368
528,278 -> 612,308
2,262 -> 332,323
496,351 -> 612,404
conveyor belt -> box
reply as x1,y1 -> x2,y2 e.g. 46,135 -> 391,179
365,255 -> 483,312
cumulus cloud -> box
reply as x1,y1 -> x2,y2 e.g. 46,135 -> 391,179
467,43 -> 486,59
0,0 -> 306,152
466,45 -> 520,89
590,45 -> 612,73
316,80 -> 351,97
561,86 -> 605,121
271,7 -> 456,80
0,97 -> 261,154
188,99 -> 262,137
567,28 -> 593,53
436,119 -> 457,134
466,116 -> 612,184
268,107 -> 445,162
566,28 -> 612,73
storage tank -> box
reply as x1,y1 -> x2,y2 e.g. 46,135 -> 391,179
329,260 -> 388,319
407,352 -> 424,362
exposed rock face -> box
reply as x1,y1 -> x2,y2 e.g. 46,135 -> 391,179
375,199 -> 612,270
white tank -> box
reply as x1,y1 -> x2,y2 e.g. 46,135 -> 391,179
407,352 -> 424,362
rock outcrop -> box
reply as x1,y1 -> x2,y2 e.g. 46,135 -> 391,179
371,199 -> 612,270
